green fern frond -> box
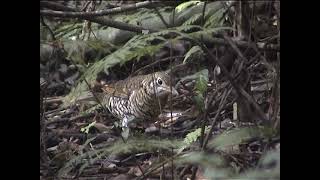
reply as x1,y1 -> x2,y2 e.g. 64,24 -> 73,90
208,126 -> 274,151
189,26 -> 234,40
194,69 -> 208,112
54,23 -> 83,38
237,148 -> 280,179
176,1 -> 201,14
204,8 -> 227,28
177,152 -> 227,169
177,126 -> 210,153
63,29 -> 180,105
183,13 -> 203,26
58,136 -> 183,177
176,25 -> 204,32
183,45 -> 204,64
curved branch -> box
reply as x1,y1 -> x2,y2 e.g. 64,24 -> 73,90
41,1 -> 157,18
85,16 -> 157,33
40,2 -> 157,33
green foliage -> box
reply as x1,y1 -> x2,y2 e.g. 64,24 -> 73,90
177,148 -> 280,179
80,121 -> 96,134
183,45 -> 204,64
121,8 -> 157,22
54,23 -> 83,39
182,13 -> 203,26
177,152 -> 234,178
177,126 -> 210,153
175,24 -> 204,32
194,69 -> 209,112
178,152 -> 225,167
64,30 -> 176,105
259,149 -> 280,168
204,6 -> 227,28
58,136 -> 184,177
188,26 -> 234,40
175,1 -> 201,14
208,126 -> 274,151
184,127 -> 206,145
176,69 -> 209,112
64,40 -> 88,64
236,148 -> 280,179
62,12 -> 232,105
195,69 -> 209,93
62,39 -> 116,65
181,1 -> 227,27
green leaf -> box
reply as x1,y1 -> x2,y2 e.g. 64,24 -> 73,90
195,69 -> 208,112
177,152 -> 229,172
175,1 -> 201,14
177,69 -> 208,112
237,149 -> 280,179
204,8 -> 227,28
258,148 -> 280,169
183,45 -> 204,64
177,152 -> 234,179
208,126 -> 274,150
195,69 -> 209,94
194,93 -> 205,112
80,121 -> 96,134
58,136 -> 184,178
182,13 -> 203,26
177,126 -> 210,153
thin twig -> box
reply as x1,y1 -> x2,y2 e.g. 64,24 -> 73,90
153,6 -> 170,28
202,88 -> 232,149
177,33 -> 269,123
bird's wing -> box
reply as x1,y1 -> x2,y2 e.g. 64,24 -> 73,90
102,75 -> 146,98
102,84 -> 129,99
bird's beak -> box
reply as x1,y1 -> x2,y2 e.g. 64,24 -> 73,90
163,85 -> 179,96
171,87 -> 179,96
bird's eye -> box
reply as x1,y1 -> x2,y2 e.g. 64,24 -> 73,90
157,78 -> 163,85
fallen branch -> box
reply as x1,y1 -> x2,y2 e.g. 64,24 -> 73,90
44,96 -> 63,104
40,1 -> 156,33
41,1 -> 157,18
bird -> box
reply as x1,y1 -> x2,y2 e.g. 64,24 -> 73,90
100,71 -> 178,131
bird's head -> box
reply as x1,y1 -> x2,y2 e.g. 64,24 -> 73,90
144,72 -> 178,98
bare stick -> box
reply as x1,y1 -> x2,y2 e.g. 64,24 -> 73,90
41,1 -> 157,18
40,1 -> 156,33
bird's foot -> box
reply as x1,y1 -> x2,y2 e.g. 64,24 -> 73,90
121,127 -> 130,140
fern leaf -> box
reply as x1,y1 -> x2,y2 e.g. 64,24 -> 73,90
208,126 -> 274,150
176,1 -> 201,14
183,45 -> 204,64
58,136 -> 184,177
183,13 -> 203,26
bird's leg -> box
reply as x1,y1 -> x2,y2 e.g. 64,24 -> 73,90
121,115 -> 135,128
122,117 -> 129,128
121,116 -> 135,140
121,127 -> 130,140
